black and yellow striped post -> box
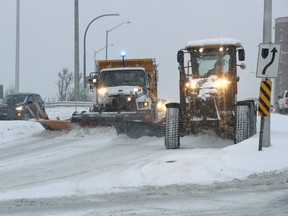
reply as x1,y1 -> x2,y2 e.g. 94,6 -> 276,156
258,80 -> 272,151
258,80 -> 272,116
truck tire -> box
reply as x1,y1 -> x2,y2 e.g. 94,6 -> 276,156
22,112 -> 30,121
165,103 -> 180,149
126,130 -> 141,139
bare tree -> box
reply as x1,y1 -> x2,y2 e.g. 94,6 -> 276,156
56,68 -> 73,101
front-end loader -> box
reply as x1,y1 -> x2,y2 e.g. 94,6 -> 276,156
165,38 -> 257,149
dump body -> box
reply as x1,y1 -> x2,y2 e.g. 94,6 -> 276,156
164,38 -> 256,149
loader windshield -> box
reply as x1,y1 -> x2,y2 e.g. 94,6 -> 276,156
99,69 -> 146,87
190,48 -> 234,77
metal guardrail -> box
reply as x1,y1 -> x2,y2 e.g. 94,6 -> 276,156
45,101 -> 92,108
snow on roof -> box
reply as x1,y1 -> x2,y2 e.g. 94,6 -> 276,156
186,38 -> 242,48
101,67 -> 145,72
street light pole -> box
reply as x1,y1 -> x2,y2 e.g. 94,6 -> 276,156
83,13 -> 119,97
15,0 -> 20,93
261,0 -> 272,148
105,21 -> 130,60
74,0 -> 80,101
94,44 -> 113,60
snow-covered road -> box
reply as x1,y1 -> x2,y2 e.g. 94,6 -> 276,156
0,107 -> 288,215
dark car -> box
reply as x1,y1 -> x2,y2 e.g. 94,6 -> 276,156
0,93 -> 48,120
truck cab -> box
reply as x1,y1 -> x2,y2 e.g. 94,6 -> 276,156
91,67 -> 152,113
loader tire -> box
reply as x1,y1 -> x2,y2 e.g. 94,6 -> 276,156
235,105 -> 247,144
164,103 -> 180,149
235,100 -> 256,144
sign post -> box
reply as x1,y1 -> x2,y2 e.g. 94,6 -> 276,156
256,43 -> 280,150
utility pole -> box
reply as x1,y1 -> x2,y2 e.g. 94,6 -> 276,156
105,21 -> 130,60
74,0 -> 80,101
262,0 -> 272,147
15,0 -> 20,93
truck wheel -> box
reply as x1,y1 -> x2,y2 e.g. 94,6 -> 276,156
23,113 -> 30,121
126,130 -> 141,139
165,103 -> 180,149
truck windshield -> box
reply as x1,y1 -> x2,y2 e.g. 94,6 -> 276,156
99,69 -> 146,87
193,50 -> 231,77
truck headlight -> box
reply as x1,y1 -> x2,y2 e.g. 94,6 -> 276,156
133,86 -> 142,92
98,87 -> 107,96
138,102 -> 149,108
15,106 -> 23,111
92,77 -> 97,84
213,78 -> 230,89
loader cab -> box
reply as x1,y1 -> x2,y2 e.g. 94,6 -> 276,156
187,46 -> 243,79
178,39 -> 245,80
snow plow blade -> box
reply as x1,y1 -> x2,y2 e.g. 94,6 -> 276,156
71,112 -> 164,138
38,119 -> 76,131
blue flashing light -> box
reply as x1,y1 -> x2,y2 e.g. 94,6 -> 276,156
120,51 -> 126,57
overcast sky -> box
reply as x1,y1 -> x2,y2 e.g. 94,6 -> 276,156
0,0 -> 288,102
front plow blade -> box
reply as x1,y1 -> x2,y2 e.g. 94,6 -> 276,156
37,119 -> 76,131
71,112 -> 164,138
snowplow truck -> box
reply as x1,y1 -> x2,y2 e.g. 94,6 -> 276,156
164,38 -> 257,149
71,58 -> 163,138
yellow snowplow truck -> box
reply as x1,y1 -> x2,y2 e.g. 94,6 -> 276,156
71,58 -> 164,138
164,38 -> 257,149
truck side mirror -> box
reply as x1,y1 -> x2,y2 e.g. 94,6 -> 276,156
143,86 -> 148,95
177,50 -> 184,64
238,49 -> 245,61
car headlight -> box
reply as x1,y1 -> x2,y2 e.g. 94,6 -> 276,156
213,78 -> 230,89
15,106 -> 23,111
97,87 -> 107,96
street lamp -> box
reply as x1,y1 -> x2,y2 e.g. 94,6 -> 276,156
83,13 -> 119,95
94,44 -> 114,60
121,51 -> 126,67
105,21 -> 130,60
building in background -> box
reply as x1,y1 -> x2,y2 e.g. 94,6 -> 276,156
0,85 -> 3,99
274,16 -> 288,105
